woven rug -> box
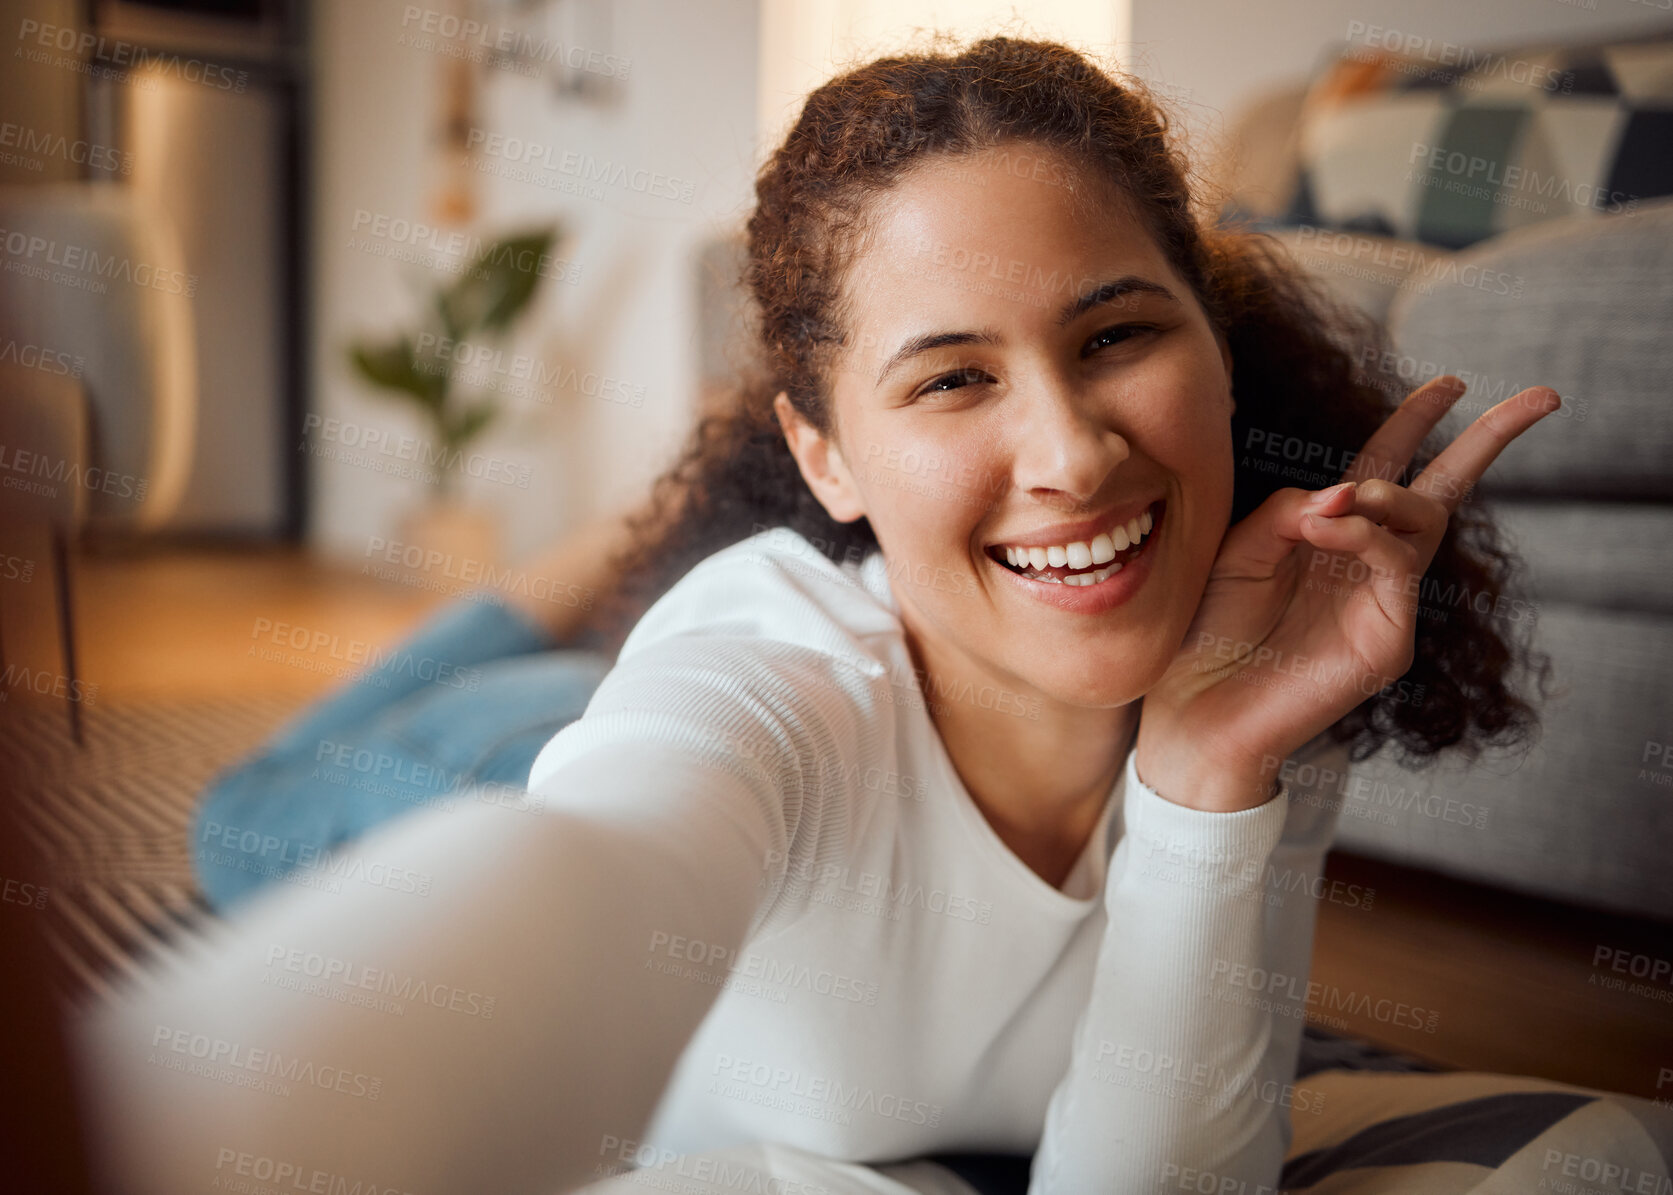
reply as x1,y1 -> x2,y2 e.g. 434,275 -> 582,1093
0,693 -> 306,1011
1,689 -> 1446,1089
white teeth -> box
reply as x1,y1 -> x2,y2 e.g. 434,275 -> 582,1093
1007,558 -> 1126,586
1064,561 -> 1123,586
996,506 -> 1156,580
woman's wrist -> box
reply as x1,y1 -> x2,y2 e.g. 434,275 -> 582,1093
1132,734 -> 1283,814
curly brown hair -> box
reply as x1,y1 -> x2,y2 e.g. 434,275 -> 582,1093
589,33 -> 1551,767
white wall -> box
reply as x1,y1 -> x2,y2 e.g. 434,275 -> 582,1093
1128,0 -> 1673,148
309,0 -> 758,562
758,0 -> 1130,149
310,0 -> 1669,563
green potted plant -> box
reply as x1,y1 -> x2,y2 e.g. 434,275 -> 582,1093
346,225 -> 559,571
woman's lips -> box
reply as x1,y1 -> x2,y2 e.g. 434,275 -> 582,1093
982,499 -> 1165,616
986,500 -> 1165,587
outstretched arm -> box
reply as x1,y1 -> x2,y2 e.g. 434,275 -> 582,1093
71,634 -> 865,1195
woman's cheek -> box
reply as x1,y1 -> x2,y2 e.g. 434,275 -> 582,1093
863,430 -> 1000,571
1145,359 -> 1235,496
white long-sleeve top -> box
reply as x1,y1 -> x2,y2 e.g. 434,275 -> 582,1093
71,525 -> 1348,1195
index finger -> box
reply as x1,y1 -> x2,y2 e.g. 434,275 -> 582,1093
1409,386 -> 1562,514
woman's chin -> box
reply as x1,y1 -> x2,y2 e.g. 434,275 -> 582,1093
1017,660 -> 1162,714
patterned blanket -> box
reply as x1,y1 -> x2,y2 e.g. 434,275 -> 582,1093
575,1059 -> 1673,1194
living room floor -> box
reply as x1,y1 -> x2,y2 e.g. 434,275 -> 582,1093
14,543 -> 1672,1101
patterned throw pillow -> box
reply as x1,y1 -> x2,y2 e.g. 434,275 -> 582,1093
1283,28 -> 1673,248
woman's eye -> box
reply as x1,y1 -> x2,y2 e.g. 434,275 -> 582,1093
916,367 -> 991,399
1086,323 -> 1156,354
910,329 -> 1156,401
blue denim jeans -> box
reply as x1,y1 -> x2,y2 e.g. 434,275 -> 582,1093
191,595 -> 613,912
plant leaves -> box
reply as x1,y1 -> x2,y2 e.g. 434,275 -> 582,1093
345,224 -> 560,453
446,397 -> 499,448
437,227 -> 559,337
348,335 -> 445,410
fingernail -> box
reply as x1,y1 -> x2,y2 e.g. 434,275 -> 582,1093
1312,482 -> 1354,504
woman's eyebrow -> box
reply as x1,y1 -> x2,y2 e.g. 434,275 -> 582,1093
1058,276 -> 1179,327
874,329 -> 1002,387
872,275 -> 1179,387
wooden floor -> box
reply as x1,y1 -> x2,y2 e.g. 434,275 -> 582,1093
1313,852 -> 1672,1099
12,543 -> 1672,1099
63,541 -> 445,701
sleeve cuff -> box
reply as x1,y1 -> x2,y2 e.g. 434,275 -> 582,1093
1120,747 -> 1291,869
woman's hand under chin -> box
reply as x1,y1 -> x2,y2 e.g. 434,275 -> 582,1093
1133,374 -> 1560,813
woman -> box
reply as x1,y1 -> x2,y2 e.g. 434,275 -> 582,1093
79,35 -> 1572,1195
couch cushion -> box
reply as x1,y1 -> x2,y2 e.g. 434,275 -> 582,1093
1491,502 -> 1673,619
1384,196 -> 1673,501
1284,29 -> 1673,249
1268,226 -> 1458,327
1333,602 -> 1673,923
1212,83 -> 1309,223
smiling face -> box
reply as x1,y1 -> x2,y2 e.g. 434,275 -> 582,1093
776,142 -> 1237,712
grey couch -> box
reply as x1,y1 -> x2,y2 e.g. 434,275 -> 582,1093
1219,86 -> 1673,924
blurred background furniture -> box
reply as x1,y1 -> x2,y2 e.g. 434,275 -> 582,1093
81,0 -> 306,538
0,183 -> 198,743
1207,27 -> 1673,924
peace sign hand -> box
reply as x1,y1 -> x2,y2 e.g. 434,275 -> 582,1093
1134,375 -> 1560,813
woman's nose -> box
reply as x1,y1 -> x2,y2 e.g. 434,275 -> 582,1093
1006,377 -> 1131,505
